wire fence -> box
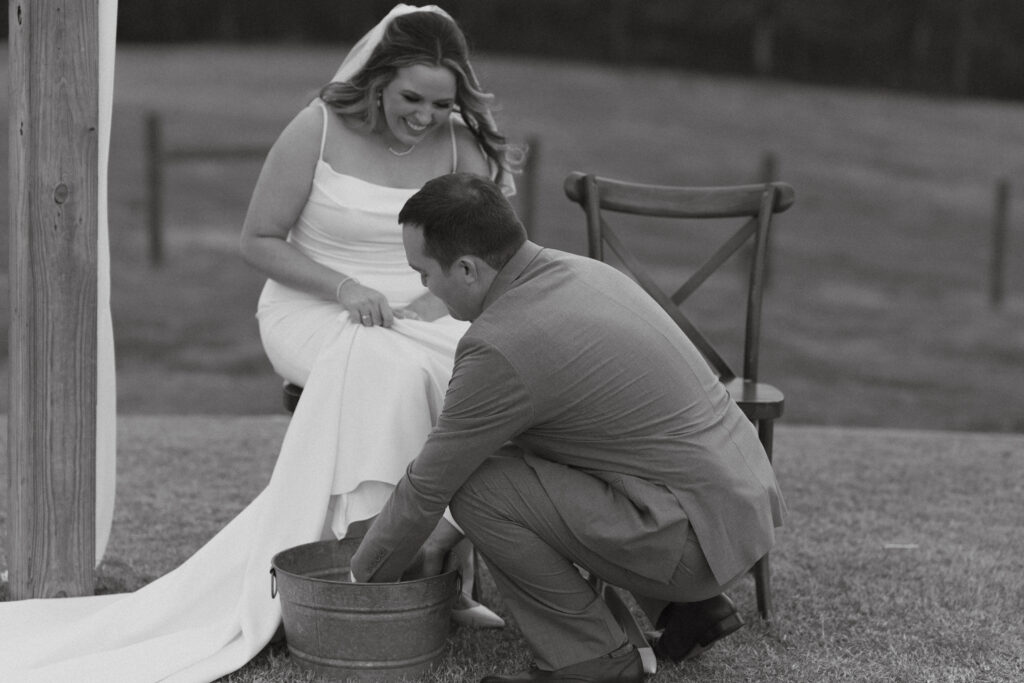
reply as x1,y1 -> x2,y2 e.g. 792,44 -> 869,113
142,111 -> 541,266
143,114 -> 1020,307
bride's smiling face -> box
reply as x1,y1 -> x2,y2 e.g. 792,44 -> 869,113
379,64 -> 457,148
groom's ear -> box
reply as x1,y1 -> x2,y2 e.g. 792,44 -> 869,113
454,256 -> 480,283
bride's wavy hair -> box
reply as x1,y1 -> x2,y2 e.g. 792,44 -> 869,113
320,12 -> 521,183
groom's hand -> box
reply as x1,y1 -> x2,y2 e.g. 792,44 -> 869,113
400,517 -> 463,580
397,292 -> 449,323
400,544 -> 447,581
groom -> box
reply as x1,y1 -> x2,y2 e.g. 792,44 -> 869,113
350,173 -> 786,682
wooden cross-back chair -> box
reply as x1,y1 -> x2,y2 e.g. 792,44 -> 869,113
564,171 -> 795,622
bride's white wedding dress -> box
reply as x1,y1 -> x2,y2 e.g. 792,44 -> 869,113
0,101 -> 469,682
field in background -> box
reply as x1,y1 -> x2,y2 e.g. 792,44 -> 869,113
0,45 -> 1022,431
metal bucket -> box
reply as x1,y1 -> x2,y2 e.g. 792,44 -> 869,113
271,538 -> 458,681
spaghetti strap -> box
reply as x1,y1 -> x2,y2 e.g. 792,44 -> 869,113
315,99 -> 329,162
449,115 -> 458,173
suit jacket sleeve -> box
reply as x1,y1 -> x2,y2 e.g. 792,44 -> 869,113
350,334 -> 534,581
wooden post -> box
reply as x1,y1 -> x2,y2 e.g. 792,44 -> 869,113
520,136 -> 540,241
9,0 -> 99,599
990,178 -> 1009,307
145,111 -> 164,266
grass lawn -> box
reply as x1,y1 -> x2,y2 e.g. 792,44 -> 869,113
1,45 -> 1023,429
1,44 -> 1023,682
2,417 -> 1021,681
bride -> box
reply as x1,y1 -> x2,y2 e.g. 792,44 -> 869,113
0,5 -> 517,681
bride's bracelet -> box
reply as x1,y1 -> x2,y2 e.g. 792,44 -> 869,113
335,276 -> 359,302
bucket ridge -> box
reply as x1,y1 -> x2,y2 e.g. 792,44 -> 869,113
288,643 -> 446,669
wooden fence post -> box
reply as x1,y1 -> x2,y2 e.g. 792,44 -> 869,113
9,0 -> 99,599
519,136 -> 540,241
990,178 -> 1009,307
145,111 -> 164,266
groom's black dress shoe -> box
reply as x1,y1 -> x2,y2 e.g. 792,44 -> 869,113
480,645 -> 644,682
653,593 -> 744,663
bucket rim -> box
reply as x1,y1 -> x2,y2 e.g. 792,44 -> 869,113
270,539 -> 459,588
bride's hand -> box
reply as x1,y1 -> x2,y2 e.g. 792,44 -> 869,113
337,280 -> 395,327
396,292 -> 449,323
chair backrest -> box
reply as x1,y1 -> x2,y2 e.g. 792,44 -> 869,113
564,172 -> 795,384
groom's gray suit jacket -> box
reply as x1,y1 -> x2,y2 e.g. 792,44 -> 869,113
351,241 -> 785,585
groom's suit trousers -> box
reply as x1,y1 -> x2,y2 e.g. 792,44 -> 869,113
452,453 -> 730,671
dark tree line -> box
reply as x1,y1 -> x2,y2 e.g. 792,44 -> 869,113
6,0 -> 1021,100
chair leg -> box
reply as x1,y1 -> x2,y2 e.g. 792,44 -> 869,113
754,418 -> 775,620
758,418 -> 774,463
753,553 -> 772,621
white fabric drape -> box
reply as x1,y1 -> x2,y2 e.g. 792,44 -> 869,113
95,0 -> 118,566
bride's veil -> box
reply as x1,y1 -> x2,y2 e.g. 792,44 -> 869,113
331,4 -> 453,84
327,3 -> 517,196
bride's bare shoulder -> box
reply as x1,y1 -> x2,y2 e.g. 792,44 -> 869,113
452,115 -> 489,176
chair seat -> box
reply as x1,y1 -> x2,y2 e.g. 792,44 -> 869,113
724,378 -> 784,421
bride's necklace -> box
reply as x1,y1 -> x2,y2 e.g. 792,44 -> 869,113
387,143 -> 417,157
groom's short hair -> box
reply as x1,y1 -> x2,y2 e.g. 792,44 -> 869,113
399,173 -> 526,272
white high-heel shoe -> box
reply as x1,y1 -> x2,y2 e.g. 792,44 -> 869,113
452,596 -> 506,629
448,540 -> 505,629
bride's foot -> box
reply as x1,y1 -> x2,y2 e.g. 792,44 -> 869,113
452,592 -> 506,629
448,539 -> 505,629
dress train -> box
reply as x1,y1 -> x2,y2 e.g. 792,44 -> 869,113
0,317 -> 464,682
